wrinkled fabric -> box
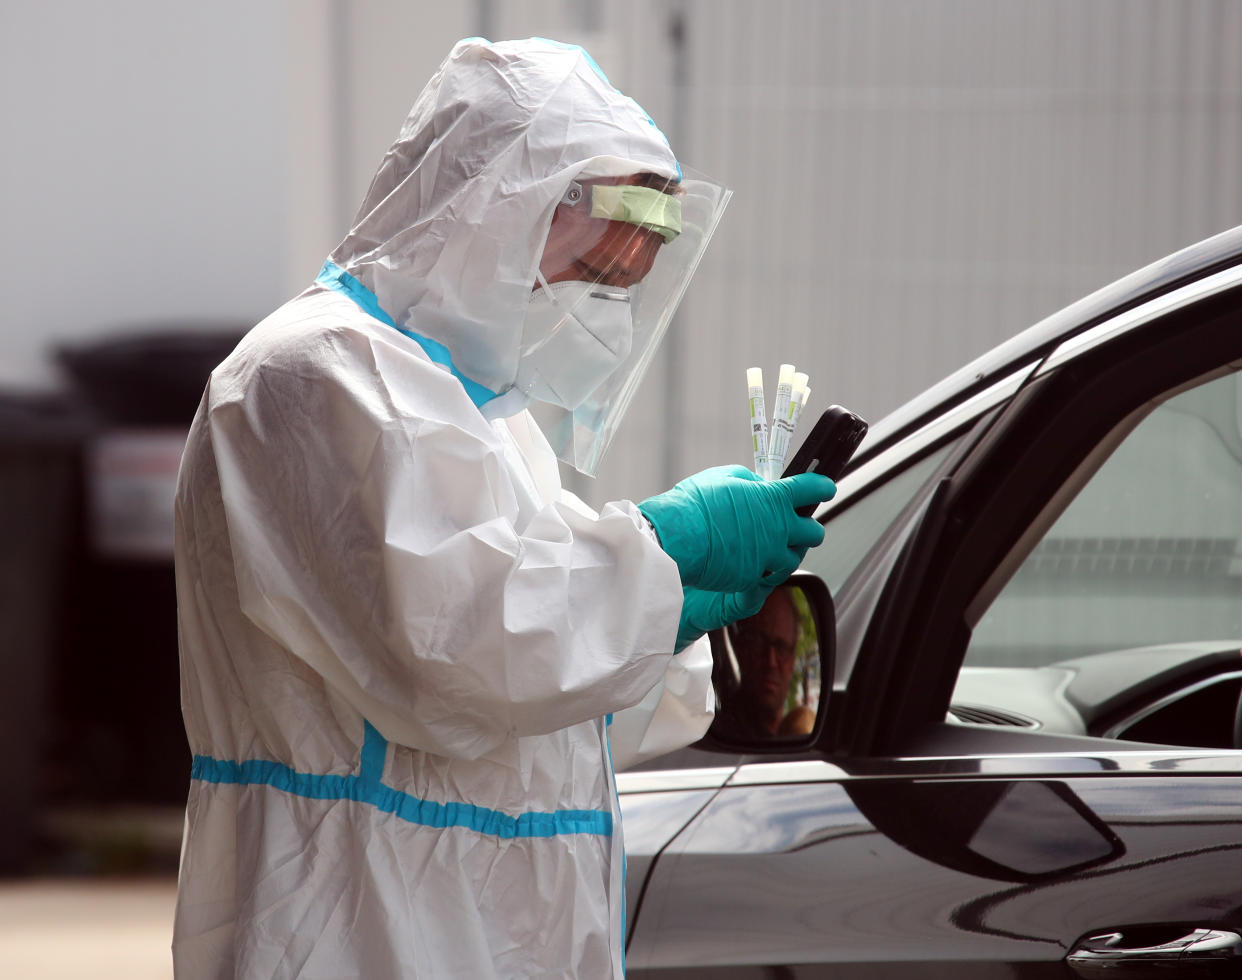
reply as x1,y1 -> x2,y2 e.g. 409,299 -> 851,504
606,633 -> 715,767
173,288 -> 713,977
325,35 -> 729,475
172,35 -> 721,977
330,36 -> 679,403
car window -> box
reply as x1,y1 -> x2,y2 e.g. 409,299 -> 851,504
803,442 -> 956,594
959,367 -> 1242,746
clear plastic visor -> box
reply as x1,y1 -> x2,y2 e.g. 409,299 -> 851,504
521,165 -> 732,476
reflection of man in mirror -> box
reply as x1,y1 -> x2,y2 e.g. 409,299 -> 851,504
729,587 -> 808,736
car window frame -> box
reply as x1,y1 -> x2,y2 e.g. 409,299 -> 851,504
838,272 -> 1242,759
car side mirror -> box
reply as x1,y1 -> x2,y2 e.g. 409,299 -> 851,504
698,572 -> 834,752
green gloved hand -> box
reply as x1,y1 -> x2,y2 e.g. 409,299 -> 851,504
639,465 -> 835,593
676,584 -> 774,652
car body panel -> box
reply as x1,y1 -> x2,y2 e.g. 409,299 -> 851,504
621,226 -> 1242,977
618,786 -> 724,941
627,761 -> 1242,977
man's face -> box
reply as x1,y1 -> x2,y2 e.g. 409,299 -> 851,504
734,589 -> 799,727
538,175 -> 667,289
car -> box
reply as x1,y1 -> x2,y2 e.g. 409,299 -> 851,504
618,224 -> 1242,978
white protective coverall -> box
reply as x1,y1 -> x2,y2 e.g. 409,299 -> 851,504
173,38 -> 714,978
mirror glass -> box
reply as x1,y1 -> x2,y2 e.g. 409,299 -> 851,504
711,583 -> 824,741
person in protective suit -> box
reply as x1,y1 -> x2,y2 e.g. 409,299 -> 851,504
172,37 -> 835,978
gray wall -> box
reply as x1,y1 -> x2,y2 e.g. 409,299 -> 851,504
1,2 -> 289,389
5,0 -> 1240,508
575,0 -> 1242,507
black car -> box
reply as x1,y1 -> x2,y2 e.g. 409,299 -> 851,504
619,225 -> 1242,978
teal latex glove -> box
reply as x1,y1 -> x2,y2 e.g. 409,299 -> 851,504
676,584 -> 774,652
639,465 -> 836,593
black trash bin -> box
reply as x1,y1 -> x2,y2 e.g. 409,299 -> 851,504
0,392 -> 91,872
55,328 -> 245,806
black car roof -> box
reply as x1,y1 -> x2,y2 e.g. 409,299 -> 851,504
851,223 -> 1242,469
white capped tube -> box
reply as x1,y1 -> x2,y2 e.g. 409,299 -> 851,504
766,363 -> 797,478
747,367 -> 768,476
792,384 -> 810,434
790,374 -> 810,435
789,375 -> 809,434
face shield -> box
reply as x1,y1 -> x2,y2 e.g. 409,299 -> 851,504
517,165 -> 731,476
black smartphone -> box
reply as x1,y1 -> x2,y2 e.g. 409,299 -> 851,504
781,405 -> 869,516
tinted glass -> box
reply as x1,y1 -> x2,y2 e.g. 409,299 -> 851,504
957,368 -> 1242,748
802,443 -> 955,593
967,369 -> 1242,668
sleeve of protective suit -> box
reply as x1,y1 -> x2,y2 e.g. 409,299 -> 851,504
605,634 -> 714,770
208,319 -> 684,761
557,489 -> 716,768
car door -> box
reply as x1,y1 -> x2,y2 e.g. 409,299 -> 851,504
625,260 -> 1242,977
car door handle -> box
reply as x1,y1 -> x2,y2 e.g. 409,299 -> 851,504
1067,927 -> 1242,978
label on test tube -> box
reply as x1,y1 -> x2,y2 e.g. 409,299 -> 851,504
766,363 -> 797,478
747,367 -> 768,476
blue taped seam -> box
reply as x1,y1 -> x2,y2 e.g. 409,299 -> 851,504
191,755 -> 613,839
314,261 -> 500,409
360,720 -> 386,784
602,715 -> 626,972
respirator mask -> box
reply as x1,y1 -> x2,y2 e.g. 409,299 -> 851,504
518,276 -> 633,410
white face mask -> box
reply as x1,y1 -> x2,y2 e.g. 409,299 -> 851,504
516,278 -> 633,410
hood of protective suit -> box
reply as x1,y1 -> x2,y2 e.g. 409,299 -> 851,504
327,37 -> 680,404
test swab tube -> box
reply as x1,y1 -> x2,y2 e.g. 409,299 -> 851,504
791,372 -> 809,421
788,373 -> 809,441
747,367 -> 768,476
791,382 -> 810,436
766,363 -> 797,478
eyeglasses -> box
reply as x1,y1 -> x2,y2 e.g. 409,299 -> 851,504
732,626 -> 796,663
